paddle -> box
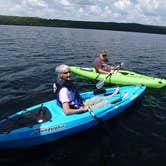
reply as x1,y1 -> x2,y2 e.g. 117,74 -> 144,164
53,83 -> 57,93
96,71 -> 112,89
87,86 -> 124,136
88,107 -> 111,136
96,62 -> 124,89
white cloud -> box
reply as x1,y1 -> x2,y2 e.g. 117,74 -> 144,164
133,0 -> 166,25
59,0 -> 71,6
89,5 -> 99,13
114,0 -> 132,11
22,0 -> 47,8
137,0 -> 166,16
104,6 -> 112,16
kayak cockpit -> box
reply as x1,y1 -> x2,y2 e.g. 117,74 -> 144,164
0,106 -> 52,134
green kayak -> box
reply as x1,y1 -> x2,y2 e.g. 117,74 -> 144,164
70,66 -> 166,88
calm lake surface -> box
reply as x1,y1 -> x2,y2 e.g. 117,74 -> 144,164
0,25 -> 166,166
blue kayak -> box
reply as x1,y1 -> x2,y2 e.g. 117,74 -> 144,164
0,85 -> 146,148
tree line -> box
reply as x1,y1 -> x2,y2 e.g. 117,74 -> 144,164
0,15 -> 166,35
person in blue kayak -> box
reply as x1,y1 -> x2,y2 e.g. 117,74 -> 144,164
55,64 -> 88,115
94,49 -> 120,74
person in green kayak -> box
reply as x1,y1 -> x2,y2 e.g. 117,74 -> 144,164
55,64 -> 88,115
94,49 -> 120,74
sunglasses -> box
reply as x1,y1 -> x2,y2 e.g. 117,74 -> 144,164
63,71 -> 71,74
102,54 -> 107,56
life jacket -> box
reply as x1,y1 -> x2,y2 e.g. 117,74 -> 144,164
55,78 -> 83,109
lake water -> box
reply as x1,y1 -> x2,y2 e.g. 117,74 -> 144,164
0,25 -> 166,166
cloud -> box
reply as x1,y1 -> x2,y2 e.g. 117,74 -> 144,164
59,0 -> 71,6
137,0 -> 166,16
114,0 -> 132,11
134,0 -> 166,25
25,0 -> 47,7
0,0 -> 165,26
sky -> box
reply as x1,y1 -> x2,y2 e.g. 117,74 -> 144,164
0,0 -> 166,26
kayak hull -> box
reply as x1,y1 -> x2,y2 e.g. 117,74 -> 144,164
70,66 -> 166,88
0,85 -> 146,148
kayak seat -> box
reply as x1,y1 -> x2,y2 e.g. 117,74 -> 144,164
93,89 -> 119,96
0,106 -> 52,134
93,89 -> 106,95
158,80 -> 163,84
120,71 -> 134,75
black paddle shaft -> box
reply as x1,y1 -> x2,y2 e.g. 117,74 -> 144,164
88,108 -> 112,137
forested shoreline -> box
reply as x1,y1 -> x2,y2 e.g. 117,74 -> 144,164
0,15 -> 166,35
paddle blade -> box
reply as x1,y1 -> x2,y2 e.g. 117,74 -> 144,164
120,62 -> 124,67
96,79 -> 105,89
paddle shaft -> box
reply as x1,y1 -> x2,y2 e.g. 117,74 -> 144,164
88,108 -> 111,136
96,72 -> 112,89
